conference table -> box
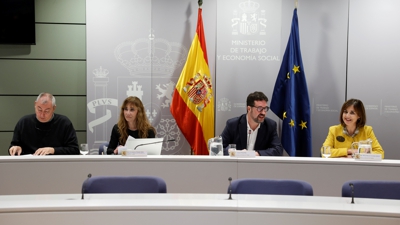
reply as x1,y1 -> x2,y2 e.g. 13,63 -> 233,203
0,193 -> 399,225
1,155 -> 399,196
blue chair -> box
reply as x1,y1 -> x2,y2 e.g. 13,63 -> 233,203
228,178 -> 313,196
342,180 -> 400,200
82,176 -> 167,193
99,142 -> 109,155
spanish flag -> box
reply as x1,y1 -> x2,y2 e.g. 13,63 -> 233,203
170,7 -> 214,155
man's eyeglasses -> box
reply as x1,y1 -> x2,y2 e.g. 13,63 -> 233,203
252,106 -> 269,112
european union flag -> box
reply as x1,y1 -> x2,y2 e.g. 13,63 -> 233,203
270,8 -> 311,157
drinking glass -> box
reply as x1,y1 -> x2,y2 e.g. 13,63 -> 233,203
80,143 -> 89,155
321,146 -> 331,158
228,144 -> 236,152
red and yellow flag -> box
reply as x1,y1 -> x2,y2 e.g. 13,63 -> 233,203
170,7 -> 214,155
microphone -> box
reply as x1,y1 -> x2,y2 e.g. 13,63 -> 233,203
134,139 -> 175,150
349,183 -> 355,204
228,177 -> 233,200
81,173 -> 92,200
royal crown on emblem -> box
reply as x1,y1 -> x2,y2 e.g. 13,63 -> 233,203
114,31 -> 188,76
93,66 -> 109,78
239,0 -> 260,13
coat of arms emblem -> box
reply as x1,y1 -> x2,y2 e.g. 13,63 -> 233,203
183,73 -> 213,112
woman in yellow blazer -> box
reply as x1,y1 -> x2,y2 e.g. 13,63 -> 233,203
322,99 -> 384,158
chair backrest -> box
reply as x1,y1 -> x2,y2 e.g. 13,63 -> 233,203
342,180 -> 400,200
229,178 -> 313,196
82,176 -> 167,193
98,143 -> 109,155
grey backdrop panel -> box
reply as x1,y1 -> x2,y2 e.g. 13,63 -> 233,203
347,0 -> 400,159
215,0 -> 349,157
86,0 -> 400,159
293,0 -> 349,157
86,0 -> 217,155
215,0 -> 282,139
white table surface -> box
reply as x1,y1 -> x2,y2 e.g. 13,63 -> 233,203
0,194 -> 399,225
1,155 -> 399,196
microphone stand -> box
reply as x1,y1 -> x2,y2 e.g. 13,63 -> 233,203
134,139 -> 175,150
349,183 -> 355,204
228,177 -> 233,200
81,173 -> 92,200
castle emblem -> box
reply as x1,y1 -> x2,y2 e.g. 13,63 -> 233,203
183,73 -> 213,112
126,81 -> 144,100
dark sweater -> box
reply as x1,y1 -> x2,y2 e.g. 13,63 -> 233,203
9,114 -> 79,155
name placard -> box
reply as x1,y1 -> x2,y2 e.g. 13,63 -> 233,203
229,150 -> 256,158
121,150 -> 147,157
354,153 -> 382,161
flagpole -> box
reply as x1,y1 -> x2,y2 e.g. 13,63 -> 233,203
198,0 -> 203,8
295,0 -> 298,8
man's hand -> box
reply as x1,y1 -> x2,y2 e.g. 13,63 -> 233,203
34,147 -> 55,156
9,146 -> 22,156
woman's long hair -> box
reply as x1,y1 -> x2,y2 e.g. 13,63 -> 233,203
117,96 -> 156,145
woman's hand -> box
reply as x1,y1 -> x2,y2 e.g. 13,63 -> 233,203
114,145 -> 123,155
347,149 -> 358,156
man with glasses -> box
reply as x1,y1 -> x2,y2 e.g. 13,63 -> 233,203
221,91 -> 283,156
8,92 -> 79,155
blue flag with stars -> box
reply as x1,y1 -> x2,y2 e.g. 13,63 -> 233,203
270,8 -> 311,157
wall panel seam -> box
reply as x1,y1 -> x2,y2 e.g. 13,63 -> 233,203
0,58 -> 86,61
36,22 -> 86,26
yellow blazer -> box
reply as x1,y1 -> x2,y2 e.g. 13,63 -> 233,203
322,124 -> 384,158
